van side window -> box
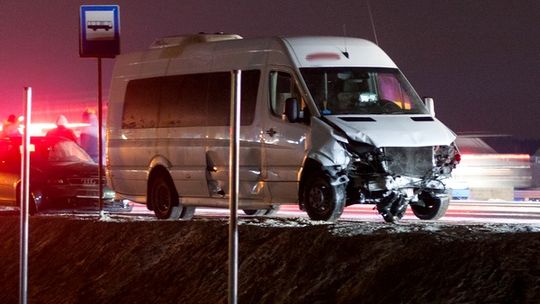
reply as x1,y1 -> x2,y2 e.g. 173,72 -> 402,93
122,77 -> 161,128
238,70 -> 260,126
160,74 -> 207,127
269,71 -> 304,118
122,70 -> 260,129
207,70 -> 260,126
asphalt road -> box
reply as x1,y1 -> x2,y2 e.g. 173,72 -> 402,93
127,200 -> 540,224
2,200 -> 540,224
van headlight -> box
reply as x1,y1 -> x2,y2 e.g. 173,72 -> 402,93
434,143 -> 461,172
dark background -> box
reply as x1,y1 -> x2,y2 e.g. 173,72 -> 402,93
1,0 -> 538,139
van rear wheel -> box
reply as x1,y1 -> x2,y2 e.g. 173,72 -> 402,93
149,174 -> 182,220
304,174 -> 345,222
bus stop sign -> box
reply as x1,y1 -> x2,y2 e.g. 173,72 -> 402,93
79,5 -> 120,58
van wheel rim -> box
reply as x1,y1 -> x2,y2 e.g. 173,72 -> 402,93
308,185 -> 328,212
154,184 -> 171,214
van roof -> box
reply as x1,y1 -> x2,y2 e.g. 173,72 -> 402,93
123,34 -> 397,70
149,33 -> 243,49
282,36 -> 397,68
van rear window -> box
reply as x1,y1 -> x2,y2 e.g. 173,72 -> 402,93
122,70 -> 260,129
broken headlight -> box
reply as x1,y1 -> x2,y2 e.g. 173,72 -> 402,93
434,143 -> 461,174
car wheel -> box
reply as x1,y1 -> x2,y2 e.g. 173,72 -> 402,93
304,174 -> 345,222
29,196 -> 38,215
17,184 -> 39,215
149,174 -> 182,220
20,196 -> 38,215
411,191 -> 450,220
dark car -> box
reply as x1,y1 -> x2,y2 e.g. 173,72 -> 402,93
0,136 -> 114,213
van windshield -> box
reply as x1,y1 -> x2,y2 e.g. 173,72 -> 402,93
300,67 -> 428,115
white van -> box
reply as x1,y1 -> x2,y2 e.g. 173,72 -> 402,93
106,33 -> 460,222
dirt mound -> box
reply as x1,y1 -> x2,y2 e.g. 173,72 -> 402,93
0,216 -> 539,303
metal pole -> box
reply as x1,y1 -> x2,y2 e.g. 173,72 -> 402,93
19,87 -> 32,304
228,70 -> 241,304
97,57 -> 104,213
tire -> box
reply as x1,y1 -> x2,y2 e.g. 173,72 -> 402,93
17,183 -> 38,215
180,206 -> 196,220
149,174 -> 182,220
264,205 -> 280,216
242,205 -> 280,216
29,196 -> 38,215
303,174 -> 346,222
377,192 -> 407,223
242,209 -> 267,216
411,191 -> 450,220
20,196 -> 38,215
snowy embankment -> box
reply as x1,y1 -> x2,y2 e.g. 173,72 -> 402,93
0,216 -> 539,303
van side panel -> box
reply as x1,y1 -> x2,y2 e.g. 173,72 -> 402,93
201,39 -> 272,201
107,46 -> 215,199
107,50 -> 177,201
107,38 -> 278,204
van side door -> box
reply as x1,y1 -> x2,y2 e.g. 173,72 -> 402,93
261,69 -> 310,204
204,70 -> 265,200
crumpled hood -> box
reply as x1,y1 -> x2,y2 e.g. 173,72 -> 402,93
326,115 -> 456,147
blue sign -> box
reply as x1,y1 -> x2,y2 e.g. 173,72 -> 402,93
80,5 -> 120,58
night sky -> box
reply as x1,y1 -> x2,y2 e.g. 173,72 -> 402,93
1,0 -> 539,139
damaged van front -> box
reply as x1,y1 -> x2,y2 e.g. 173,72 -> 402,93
285,39 -> 460,222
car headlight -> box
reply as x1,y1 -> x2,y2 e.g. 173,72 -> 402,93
47,178 -> 65,185
103,188 -> 115,199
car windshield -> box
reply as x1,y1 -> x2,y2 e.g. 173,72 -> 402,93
300,67 -> 428,115
41,140 -> 94,163
0,138 -> 94,164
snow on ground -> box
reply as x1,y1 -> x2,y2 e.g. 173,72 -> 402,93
0,212 -> 539,303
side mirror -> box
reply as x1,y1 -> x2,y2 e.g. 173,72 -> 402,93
423,97 -> 435,117
284,98 -> 299,122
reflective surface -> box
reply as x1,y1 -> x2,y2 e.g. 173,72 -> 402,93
300,67 -> 428,115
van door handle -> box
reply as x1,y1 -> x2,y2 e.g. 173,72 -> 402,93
265,128 -> 277,137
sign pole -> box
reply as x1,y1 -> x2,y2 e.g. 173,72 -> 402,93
97,57 -> 104,213
19,87 -> 32,304
228,70 -> 241,304
80,5 -> 120,216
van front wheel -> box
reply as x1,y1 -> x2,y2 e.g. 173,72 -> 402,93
149,174 -> 182,220
411,191 -> 450,220
304,175 -> 345,222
